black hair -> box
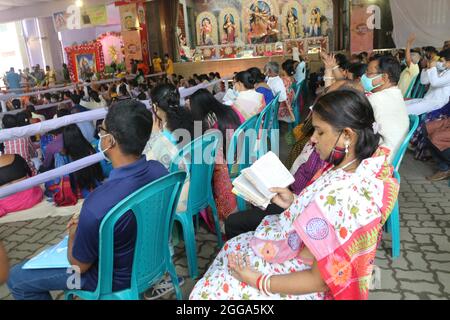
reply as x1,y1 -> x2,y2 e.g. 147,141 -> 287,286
282,59 -> 296,77
150,83 -> 194,139
118,83 -> 129,96
247,67 -> 266,83
190,88 -> 241,150
313,89 -> 381,162
369,53 -> 382,62
137,92 -> 147,100
376,55 -> 401,85
105,100 -> 153,156
2,114 -> 17,129
16,112 -> 30,127
63,124 -> 104,190
89,90 -> 101,103
215,72 -> 221,78
335,53 -> 349,68
234,71 -> 256,89
26,105 -> 36,113
12,99 -> 21,110
424,46 -> 438,54
70,93 -> 81,105
188,79 -> 197,87
348,63 -> 368,80
57,108 -> 70,118
439,49 -> 450,61
29,96 -> 38,105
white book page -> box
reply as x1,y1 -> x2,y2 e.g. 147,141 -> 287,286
244,152 -> 295,199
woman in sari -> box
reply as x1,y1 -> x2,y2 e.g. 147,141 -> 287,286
279,59 -> 297,123
190,90 -> 399,300
190,89 -> 244,222
143,83 -> 194,212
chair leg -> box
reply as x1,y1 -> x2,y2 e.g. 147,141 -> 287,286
208,200 -> 224,248
167,262 -> 183,300
175,213 -> 199,279
390,200 -> 401,259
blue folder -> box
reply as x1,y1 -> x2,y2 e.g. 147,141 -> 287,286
23,236 -> 71,269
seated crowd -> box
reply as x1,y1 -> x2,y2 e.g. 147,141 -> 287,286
1,35 -> 450,300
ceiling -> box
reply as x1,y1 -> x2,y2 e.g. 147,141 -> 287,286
0,0 -> 55,12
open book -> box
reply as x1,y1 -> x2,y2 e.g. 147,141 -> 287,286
232,151 -> 295,210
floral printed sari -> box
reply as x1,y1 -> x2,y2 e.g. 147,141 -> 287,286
190,147 -> 399,300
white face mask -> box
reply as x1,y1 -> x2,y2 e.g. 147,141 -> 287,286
437,62 -> 447,72
98,133 -> 112,162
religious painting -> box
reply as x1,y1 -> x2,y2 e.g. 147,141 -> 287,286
303,0 -> 333,38
284,39 -> 306,56
219,7 -> 241,44
220,45 -> 238,59
53,11 -> 69,32
196,12 -> 218,46
120,4 -> 139,31
282,1 -> 302,40
97,32 -> 124,66
242,0 -> 280,44
65,42 -> 105,82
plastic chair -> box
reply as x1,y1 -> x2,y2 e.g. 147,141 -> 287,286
65,171 -> 187,300
255,94 -> 281,156
227,115 -> 259,211
289,80 -> 305,131
385,115 -> 420,259
404,75 -> 418,99
170,131 -> 223,279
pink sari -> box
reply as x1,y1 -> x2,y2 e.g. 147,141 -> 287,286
0,186 -> 43,217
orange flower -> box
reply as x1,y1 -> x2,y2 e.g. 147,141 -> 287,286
328,256 -> 352,287
223,283 -> 229,293
339,227 -> 348,239
224,243 -> 229,251
260,243 -> 277,261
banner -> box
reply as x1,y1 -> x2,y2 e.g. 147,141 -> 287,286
81,4 -> 108,27
350,4 -> 373,54
390,0 -> 449,48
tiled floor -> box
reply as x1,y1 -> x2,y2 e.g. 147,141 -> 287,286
1,153 -> 449,300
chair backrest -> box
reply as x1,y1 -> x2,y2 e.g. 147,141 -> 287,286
227,114 -> 259,175
170,130 -> 221,212
404,75 -> 418,99
392,115 -> 420,172
255,94 -> 280,156
256,93 -> 281,131
292,80 -> 304,126
95,171 -> 186,297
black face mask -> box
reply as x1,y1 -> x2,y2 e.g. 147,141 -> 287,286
327,131 -> 346,166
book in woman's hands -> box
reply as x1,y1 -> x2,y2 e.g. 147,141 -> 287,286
232,151 -> 295,210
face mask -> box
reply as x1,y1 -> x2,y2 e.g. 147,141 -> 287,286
327,132 -> 346,166
361,74 -> 383,92
99,133 -> 112,162
437,62 -> 447,72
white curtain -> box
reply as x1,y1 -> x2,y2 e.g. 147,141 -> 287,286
390,0 -> 449,49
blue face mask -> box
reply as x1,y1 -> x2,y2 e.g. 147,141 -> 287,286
361,74 -> 383,92
98,133 -> 112,162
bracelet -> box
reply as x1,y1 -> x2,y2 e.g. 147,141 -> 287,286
332,65 -> 340,70
323,76 -> 335,80
256,275 -> 263,292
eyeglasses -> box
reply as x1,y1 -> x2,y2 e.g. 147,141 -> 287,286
97,125 -> 109,134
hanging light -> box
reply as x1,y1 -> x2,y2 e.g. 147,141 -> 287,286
75,0 -> 83,8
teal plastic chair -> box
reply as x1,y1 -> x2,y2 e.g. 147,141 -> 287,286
404,75 -> 418,99
65,171 -> 187,300
227,115 -> 259,211
385,115 -> 420,259
170,131 -> 223,279
410,76 -> 428,99
255,94 -> 281,156
289,80 -> 305,131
